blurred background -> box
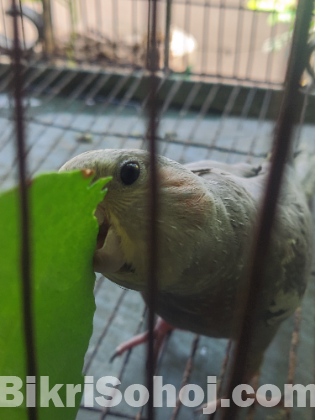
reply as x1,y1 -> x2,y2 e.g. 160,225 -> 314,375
0,0 -> 300,81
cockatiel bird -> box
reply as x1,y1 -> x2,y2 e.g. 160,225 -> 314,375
60,149 -> 313,379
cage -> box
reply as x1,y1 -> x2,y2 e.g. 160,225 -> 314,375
0,0 -> 315,420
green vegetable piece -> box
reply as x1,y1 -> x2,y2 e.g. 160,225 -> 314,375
0,171 -> 110,420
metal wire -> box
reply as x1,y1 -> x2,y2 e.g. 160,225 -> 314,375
169,335 -> 200,420
217,0 -> 225,77
11,0 -> 38,419
209,340 -> 232,420
245,9 -> 258,81
0,68 -> 81,183
83,288 -> 128,375
221,0 -> 314,418
233,0 -> 244,79
183,0 -> 191,71
247,89 -> 273,161
132,0 -> 139,66
98,306 -> 148,420
225,87 -> 257,163
133,325 -> 172,420
295,83 -> 314,149
2,2 -> 315,420
146,2 -> 160,420
201,0 -> 210,75
164,0 -> 172,70
1,0 -> 8,50
284,308 -> 302,420
0,64 -> 285,189
0,0 -> 290,81
205,85 -> 241,158
185,83 -> 220,142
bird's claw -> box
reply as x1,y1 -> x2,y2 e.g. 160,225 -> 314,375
109,317 -> 175,362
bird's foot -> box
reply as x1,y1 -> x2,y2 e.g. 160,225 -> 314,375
110,317 -> 175,363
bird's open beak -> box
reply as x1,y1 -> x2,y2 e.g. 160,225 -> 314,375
93,205 -> 125,274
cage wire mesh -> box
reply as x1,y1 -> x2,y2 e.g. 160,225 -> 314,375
1,0 -> 315,419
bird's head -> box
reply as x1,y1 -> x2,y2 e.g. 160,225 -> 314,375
60,149 -> 213,293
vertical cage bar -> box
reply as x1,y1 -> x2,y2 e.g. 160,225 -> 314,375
265,13 -> 277,83
112,0 -> 118,57
11,0 -> 38,419
146,0 -> 159,419
80,0 -> 88,32
295,85 -> 312,148
217,0 -> 225,76
245,10 -> 258,80
132,0 -> 138,65
233,0 -> 244,78
164,0 -> 172,71
285,307 -> 302,420
201,0 -> 210,75
146,0 -> 152,69
221,0 -> 314,418
183,0 -> 190,70
42,0 -> 55,56
1,0 -> 8,49
209,340 -> 232,420
18,0 -> 26,51
169,335 -> 200,420
95,0 -> 102,37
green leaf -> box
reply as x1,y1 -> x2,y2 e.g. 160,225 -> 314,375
0,171 -> 110,420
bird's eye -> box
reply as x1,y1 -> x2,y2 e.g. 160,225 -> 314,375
120,162 -> 140,185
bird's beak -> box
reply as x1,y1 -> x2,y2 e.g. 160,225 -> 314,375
93,205 -> 125,274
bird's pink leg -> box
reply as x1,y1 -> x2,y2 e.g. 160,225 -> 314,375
110,317 -> 175,362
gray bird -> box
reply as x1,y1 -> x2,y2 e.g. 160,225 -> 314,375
60,148 -> 314,378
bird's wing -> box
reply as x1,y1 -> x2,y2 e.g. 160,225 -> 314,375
184,160 -> 265,178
